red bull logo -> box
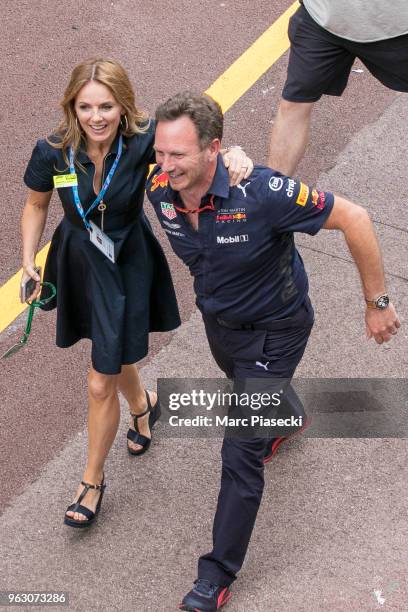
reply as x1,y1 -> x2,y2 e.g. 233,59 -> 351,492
151,172 -> 169,192
216,213 -> 247,222
312,189 -> 325,210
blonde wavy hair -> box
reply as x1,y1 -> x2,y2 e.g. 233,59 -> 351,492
48,58 -> 150,165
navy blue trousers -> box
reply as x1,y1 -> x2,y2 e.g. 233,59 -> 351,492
197,299 -> 314,586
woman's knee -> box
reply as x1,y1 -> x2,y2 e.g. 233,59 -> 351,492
88,370 -> 117,402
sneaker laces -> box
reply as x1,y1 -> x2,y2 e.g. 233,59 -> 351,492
193,579 -> 218,597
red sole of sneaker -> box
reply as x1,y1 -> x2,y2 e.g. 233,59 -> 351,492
219,591 -> 233,608
263,417 -> 311,464
178,590 -> 232,611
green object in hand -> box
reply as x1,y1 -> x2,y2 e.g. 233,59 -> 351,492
1,282 -> 56,359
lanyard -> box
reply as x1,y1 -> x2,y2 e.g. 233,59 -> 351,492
69,134 -> 123,230
1,282 -> 57,359
174,194 -> 216,214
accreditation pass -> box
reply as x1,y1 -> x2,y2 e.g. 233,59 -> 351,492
88,220 -> 115,263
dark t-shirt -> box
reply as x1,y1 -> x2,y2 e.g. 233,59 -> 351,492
146,156 -> 334,322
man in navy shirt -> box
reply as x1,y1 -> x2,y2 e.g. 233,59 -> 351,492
146,92 -> 400,611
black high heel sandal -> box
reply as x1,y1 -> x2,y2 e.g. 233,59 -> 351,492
64,475 -> 106,528
127,390 -> 161,456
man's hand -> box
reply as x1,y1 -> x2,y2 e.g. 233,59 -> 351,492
222,147 -> 254,186
365,303 -> 401,344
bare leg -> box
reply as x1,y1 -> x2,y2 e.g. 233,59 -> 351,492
268,99 -> 315,176
118,363 -> 158,453
66,366 -> 120,521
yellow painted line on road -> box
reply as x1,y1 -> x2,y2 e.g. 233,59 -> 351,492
206,1 -> 297,111
0,1 -> 297,334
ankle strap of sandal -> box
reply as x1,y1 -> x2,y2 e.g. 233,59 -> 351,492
75,476 -> 106,508
80,480 -> 106,491
130,390 -> 153,419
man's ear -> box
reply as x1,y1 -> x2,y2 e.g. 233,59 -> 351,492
208,139 -> 221,161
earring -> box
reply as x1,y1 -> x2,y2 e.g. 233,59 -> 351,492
121,115 -> 129,131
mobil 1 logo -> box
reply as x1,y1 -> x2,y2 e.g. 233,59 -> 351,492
217,234 -> 249,245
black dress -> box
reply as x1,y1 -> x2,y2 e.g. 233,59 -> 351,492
23,123 -> 181,374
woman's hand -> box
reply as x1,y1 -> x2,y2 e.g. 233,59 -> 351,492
222,146 -> 254,186
20,264 -> 41,303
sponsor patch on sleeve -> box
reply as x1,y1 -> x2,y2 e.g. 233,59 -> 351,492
295,182 -> 309,206
311,189 -> 325,210
269,176 -> 284,191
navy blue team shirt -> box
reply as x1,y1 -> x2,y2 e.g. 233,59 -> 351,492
147,156 -> 335,322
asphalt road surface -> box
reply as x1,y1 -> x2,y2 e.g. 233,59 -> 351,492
0,1 -> 407,611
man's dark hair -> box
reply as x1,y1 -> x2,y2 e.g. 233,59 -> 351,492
155,91 -> 223,148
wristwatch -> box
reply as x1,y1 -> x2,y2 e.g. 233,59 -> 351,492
365,294 -> 390,310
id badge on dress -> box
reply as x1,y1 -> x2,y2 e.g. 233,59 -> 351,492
88,220 -> 115,263
53,173 -> 78,188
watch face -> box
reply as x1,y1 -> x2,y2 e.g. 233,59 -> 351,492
377,295 -> 390,309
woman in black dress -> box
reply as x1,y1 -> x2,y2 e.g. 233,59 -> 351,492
20,58 -> 251,527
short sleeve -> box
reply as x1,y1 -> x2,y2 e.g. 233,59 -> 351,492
23,140 -> 55,192
260,171 -> 334,235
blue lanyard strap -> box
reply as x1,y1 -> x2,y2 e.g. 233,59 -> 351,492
69,134 -> 123,230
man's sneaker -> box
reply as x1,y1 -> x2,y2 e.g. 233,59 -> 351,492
263,417 -> 310,464
179,579 -> 232,611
